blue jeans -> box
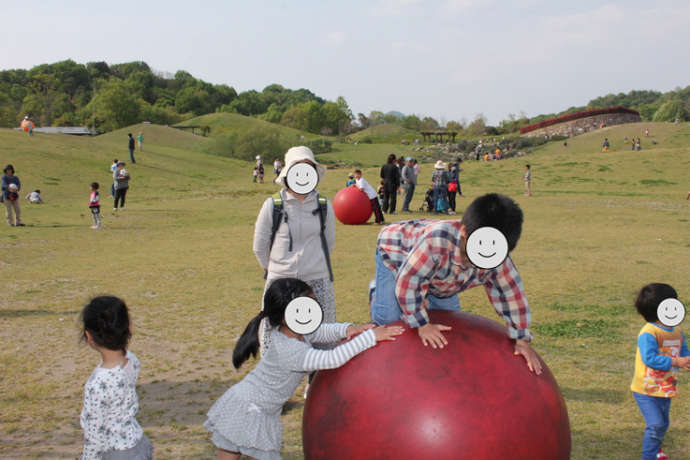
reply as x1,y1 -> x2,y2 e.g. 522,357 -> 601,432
633,392 -> 671,460
432,186 -> 448,213
402,183 -> 415,211
129,148 -> 136,163
370,249 -> 460,325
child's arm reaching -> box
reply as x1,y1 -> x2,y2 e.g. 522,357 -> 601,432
299,326 -> 404,372
306,323 -> 351,344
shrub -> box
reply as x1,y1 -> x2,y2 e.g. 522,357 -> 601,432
305,138 -> 332,154
207,125 -> 290,161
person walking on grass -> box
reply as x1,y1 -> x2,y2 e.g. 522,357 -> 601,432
431,160 -> 450,214
89,182 -> 102,229
110,159 -> 118,197
2,164 -> 24,227
524,164 -> 532,196
113,162 -> 130,212
128,133 -> 136,164
380,154 -> 400,214
353,169 -> 384,225
400,157 -> 417,213
137,132 -> 143,152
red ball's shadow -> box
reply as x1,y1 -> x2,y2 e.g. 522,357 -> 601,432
303,311 -> 571,460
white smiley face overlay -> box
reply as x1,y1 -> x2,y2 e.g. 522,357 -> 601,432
286,162 -> 318,194
465,226 -> 509,270
657,298 -> 686,328
284,297 -> 323,335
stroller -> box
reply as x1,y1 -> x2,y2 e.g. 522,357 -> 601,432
419,187 -> 435,212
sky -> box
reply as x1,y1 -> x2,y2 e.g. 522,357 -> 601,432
2,0 -> 689,124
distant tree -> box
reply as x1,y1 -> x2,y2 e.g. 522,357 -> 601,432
281,105 -> 308,131
402,114 -> 421,131
175,86 -> 212,115
467,114 -> 487,136
228,90 -> 267,116
421,116 -> 439,130
653,98 -> 689,122
98,80 -> 141,129
368,110 -> 384,126
445,120 -> 463,132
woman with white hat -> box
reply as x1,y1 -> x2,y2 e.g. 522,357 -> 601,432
253,146 -> 337,359
431,160 -> 450,214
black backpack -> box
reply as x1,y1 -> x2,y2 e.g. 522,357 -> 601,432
268,192 -> 333,281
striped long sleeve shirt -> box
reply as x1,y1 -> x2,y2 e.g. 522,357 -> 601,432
377,219 -> 532,341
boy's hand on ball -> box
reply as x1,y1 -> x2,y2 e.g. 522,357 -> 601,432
514,339 -> 543,375
418,323 -> 452,349
373,325 -> 405,342
346,323 -> 376,339
675,356 -> 690,371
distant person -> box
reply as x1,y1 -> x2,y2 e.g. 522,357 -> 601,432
524,164 -> 532,196
26,189 -> 43,204
422,185 -> 434,212
255,156 -> 264,184
127,133 -> 136,164
353,169 -> 384,224
113,162 -> 130,211
377,180 -> 385,208
400,157 -> 417,213
89,182 -> 102,229
630,283 -> 690,460
564,141 -> 568,147
645,127 -> 650,137
495,147 -> 502,160
448,162 -> 459,214
412,158 -> 420,176
252,166 -> 258,183
79,296 -> 153,459
110,159 -> 119,197
2,164 -> 24,226
686,191 -> 690,200
273,158 -> 282,177
380,154 -> 400,214
137,132 -> 143,152
346,172 -> 356,187
632,139 -> 636,151
636,138 -> 642,151
602,138 -> 610,152
431,160 -> 450,214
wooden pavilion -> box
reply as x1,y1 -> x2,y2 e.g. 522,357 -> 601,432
420,131 -> 458,143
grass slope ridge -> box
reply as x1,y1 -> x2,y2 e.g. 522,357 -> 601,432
178,112 -> 318,140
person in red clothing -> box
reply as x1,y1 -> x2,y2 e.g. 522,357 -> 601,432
369,193 -> 542,374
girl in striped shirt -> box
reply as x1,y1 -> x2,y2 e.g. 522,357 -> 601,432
205,278 -> 403,460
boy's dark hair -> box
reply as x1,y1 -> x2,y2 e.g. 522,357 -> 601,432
35,189 -> 40,193
113,159 -> 118,163
128,133 -> 132,137
635,283 -> 678,323
461,193 -> 523,252
232,278 -> 313,369
91,182 -> 99,190
387,154 -> 396,164
80,296 -> 131,352
354,169 -> 362,175
526,164 -> 531,169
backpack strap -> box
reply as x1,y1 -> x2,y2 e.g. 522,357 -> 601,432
314,194 -> 334,282
267,192 -> 291,279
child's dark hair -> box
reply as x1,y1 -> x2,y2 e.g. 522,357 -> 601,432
34,189 -> 40,194
232,278 -> 313,369
526,164 -> 531,169
387,153 -> 396,164
91,182 -> 99,190
461,193 -> 523,252
80,296 -> 131,352
113,159 -> 118,163
354,169 -> 362,175
635,283 -> 678,323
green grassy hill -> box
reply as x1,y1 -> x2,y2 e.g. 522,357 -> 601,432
349,123 -> 419,144
2,121 -> 690,458
178,112 -> 318,140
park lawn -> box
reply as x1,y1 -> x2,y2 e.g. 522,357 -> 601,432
1,122 -> 689,459
177,112 -> 319,141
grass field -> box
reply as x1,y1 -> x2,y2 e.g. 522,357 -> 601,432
178,113 -> 318,141
1,122 -> 689,459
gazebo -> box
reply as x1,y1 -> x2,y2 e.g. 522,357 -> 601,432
420,131 -> 458,143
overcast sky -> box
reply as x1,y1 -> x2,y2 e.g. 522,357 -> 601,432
2,0 -> 688,124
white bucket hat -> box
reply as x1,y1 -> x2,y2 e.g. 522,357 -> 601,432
434,160 -> 446,169
275,146 -> 327,184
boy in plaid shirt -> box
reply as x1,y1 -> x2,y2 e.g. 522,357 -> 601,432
370,193 -> 542,374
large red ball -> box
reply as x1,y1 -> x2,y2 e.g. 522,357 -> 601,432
303,311 -> 571,460
332,186 -> 372,225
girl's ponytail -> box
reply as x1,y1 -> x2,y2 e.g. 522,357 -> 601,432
232,311 -> 265,369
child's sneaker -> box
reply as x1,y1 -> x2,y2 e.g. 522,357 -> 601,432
368,280 -> 376,306
657,448 -> 668,460
90,225 -> 99,229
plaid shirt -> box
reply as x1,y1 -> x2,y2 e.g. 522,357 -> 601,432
377,219 -> 532,341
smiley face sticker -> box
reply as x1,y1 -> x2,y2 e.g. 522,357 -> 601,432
286,162 -> 319,195
284,296 -> 323,335
465,226 -> 509,269
657,298 -> 686,328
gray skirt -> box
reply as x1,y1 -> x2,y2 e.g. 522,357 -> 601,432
211,431 -> 281,460
101,434 -> 153,460
259,277 -> 336,355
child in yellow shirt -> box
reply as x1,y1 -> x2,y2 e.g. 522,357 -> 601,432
631,283 -> 690,460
